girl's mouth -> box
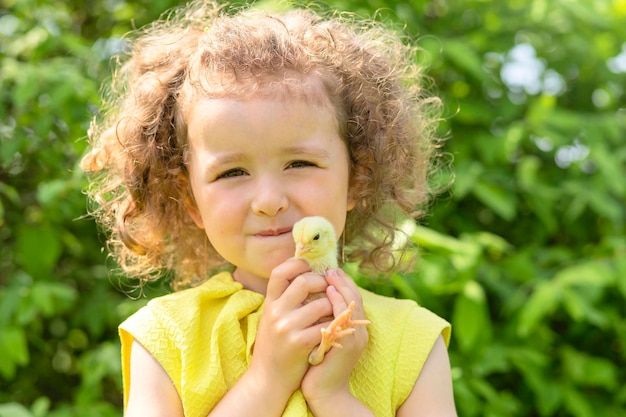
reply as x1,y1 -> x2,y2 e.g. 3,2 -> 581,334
255,227 -> 292,237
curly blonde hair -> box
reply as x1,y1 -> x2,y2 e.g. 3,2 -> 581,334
82,0 -> 441,289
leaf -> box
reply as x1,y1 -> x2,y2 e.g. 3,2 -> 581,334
0,327 -> 29,379
587,187 -> 624,225
462,231 -> 513,257
526,190 -> 559,232
412,225 -> 465,253
15,224 -> 62,277
36,179 -> 69,208
562,385 -> 596,417
615,257 -> 626,299
452,160 -> 484,199
504,122 -> 525,160
516,156 -> 560,231
591,144 -> 626,195
561,347 -> 618,390
442,38 -> 487,81
411,225 -> 481,272
0,181 -> 20,204
0,403 -> 34,417
561,288 -> 608,328
517,281 -> 561,337
30,282 -> 78,317
553,261 -> 615,288
472,179 -> 517,221
390,274 -> 419,301
30,397 -> 50,417
452,281 -> 492,353
518,367 -> 562,415
516,155 -> 541,192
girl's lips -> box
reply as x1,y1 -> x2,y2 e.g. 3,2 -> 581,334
255,227 -> 292,237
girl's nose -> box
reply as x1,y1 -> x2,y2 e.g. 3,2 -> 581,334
250,175 -> 288,216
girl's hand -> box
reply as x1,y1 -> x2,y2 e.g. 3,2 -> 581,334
248,258 -> 333,396
301,268 -> 369,406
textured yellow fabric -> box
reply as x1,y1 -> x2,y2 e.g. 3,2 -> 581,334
119,272 -> 450,417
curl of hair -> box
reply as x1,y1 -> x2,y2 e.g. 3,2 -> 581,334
82,0 -> 442,289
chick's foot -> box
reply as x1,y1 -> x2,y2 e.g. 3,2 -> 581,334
308,301 -> 370,365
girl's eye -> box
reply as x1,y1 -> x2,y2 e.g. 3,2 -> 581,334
288,160 -> 316,169
216,168 -> 247,179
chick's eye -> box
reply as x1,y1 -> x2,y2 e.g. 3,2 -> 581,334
216,168 -> 247,179
313,234 -> 320,241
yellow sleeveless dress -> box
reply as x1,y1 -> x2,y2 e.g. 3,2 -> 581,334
119,272 -> 451,416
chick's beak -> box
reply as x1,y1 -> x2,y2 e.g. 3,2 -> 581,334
294,242 -> 308,259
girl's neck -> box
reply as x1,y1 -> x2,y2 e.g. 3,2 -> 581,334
232,268 -> 269,295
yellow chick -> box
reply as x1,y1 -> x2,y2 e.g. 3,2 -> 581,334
292,216 -> 338,273
292,216 -> 370,365
292,216 -> 337,326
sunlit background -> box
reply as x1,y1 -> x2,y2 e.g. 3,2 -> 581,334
1,0 -> 625,416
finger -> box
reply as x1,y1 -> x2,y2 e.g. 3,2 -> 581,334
300,295 -> 333,326
326,285 -> 348,317
266,258 -> 310,302
326,269 -> 366,319
283,272 -> 330,307
325,269 -> 360,303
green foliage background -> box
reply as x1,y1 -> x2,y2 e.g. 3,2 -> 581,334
1,0 -> 624,415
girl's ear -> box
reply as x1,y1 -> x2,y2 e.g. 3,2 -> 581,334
185,200 -> 205,229
177,174 -> 205,229
346,170 -> 362,212
346,194 -> 356,211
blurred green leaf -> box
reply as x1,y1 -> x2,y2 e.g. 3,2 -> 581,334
15,225 -> 62,277
412,225 -> 481,272
562,347 -> 617,390
442,38 -> 487,82
29,282 -> 78,317
616,257 -> 626,299
0,403 -> 34,417
561,288 -> 608,327
0,327 -> 29,379
517,281 -> 560,337
31,397 -> 50,417
591,144 -> 626,195
554,261 -> 615,288
452,160 -> 484,199
562,386 -> 597,417
472,179 -> 517,221
452,281 -> 492,353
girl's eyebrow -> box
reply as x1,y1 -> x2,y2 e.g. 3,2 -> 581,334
282,145 -> 331,159
206,152 -> 246,166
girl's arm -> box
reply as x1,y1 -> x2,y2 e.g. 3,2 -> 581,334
124,339 -> 298,417
124,341 -> 300,417
397,335 -> 458,417
125,341 -> 184,417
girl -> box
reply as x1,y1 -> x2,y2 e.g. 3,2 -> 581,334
82,1 -> 457,416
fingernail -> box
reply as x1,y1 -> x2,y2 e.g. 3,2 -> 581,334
327,269 -> 340,279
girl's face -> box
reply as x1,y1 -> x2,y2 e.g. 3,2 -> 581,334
184,94 -> 354,294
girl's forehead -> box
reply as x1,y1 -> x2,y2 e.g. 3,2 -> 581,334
183,93 -> 346,162
181,72 -> 339,119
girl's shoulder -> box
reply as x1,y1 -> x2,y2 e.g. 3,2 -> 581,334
145,272 -> 243,309
358,286 -> 450,344
352,287 -> 451,412
120,272 -> 263,338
